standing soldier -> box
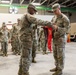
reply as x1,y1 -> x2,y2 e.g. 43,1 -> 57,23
37,27 -> 41,51
32,25 -> 37,63
0,24 -> 10,56
39,27 -> 47,54
50,3 -> 70,75
18,4 -> 57,75
11,19 -> 21,55
0,22 -> 6,52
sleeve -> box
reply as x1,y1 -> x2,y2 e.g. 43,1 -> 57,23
57,17 -> 70,36
26,14 -> 54,29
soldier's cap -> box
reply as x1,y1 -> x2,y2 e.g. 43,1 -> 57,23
52,3 -> 60,11
27,4 -> 37,12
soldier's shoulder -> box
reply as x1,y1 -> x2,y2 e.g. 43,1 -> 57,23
62,14 -> 69,21
21,13 -> 31,20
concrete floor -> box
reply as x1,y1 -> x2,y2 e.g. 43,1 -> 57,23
0,42 -> 76,75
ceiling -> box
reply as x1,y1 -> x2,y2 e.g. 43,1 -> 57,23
0,0 -> 76,8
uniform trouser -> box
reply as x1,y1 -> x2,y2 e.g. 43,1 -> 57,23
1,42 -> 3,51
41,39 -> 46,52
18,35 -> 32,75
11,37 -> 21,54
32,40 -> 37,59
38,41 -> 40,51
2,42 -> 8,55
53,42 -> 65,71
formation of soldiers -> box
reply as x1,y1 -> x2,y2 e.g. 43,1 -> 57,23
0,21 -> 48,57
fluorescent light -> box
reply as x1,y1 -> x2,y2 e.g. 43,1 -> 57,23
1,1 -> 10,4
31,3 -> 41,6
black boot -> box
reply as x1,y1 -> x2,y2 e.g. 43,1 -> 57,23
50,67 -> 57,72
32,58 -> 36,63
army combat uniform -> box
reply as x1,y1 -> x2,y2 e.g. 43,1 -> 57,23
51,13 -> 70,74
18,12 -> 54,75
32,25 -> 37,63
0,26 -> 10,56
11,23 -> 21,55
39,28 -> 47,54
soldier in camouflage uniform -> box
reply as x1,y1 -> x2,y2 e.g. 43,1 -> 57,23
0,24 -> 10,56
32,25 -> 37,63
11,19 -> 21,55
0,22 -> 6,52
49,3 -> 70,75
37,27 -> 41,51
39,27 -> 47,54
18,4 -> 57,75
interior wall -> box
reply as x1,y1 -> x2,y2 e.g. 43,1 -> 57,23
0,6 -> 76,23
0,13 -> 53,28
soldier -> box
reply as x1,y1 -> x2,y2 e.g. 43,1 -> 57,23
49,3 -> 70,75
18,4 -> 57,75
32,25 -> 37,63
42,27 -> 48,54
39,27 -> 47,54
0,24 -> 10,56
0,22 -> 6,52
11,19 -> 21,55
37,27 -> 41,51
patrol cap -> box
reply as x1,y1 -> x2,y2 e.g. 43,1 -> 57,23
52,3 -> 60,11
27,4 -> 37,12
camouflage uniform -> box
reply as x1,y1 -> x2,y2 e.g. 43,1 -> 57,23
11,23 -> 21,55
0,25 -> 10,56
51,4 -> 70,75
18,10 -> 54,75
40,28 -> 47,54
32,25 -> 37,63
0,22 -> 6,52
37,27 -> 41,51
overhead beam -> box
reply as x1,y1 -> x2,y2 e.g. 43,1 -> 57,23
20,0 -> 24,5
32,0 -> 36,3
10,0 -> 13,5
67,1 -> 76,7
30,0 -> 32,3
39,0 -> 42,3
0,4 -> 76,12
61,0 -> 70,4
48,0 -> 59,6
47,0 -> 51,5
40,0 -> 47,5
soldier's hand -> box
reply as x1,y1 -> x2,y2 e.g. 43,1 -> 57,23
53,25 -> 58,30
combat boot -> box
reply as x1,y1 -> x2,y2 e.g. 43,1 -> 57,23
52,70 -> 62,75
43,51 -> 47,55
50,67 -> 57,72
32,58 -> 36,63
22,72 -> 29,75
5,54 -> 8,57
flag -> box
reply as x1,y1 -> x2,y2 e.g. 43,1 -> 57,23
47,27 -> 52,52
44,26 -> 52,52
